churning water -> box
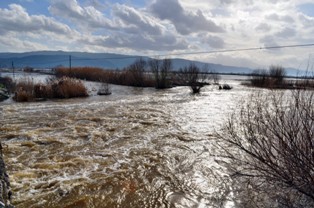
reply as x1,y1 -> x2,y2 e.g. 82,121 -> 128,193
0,76 -> 253,208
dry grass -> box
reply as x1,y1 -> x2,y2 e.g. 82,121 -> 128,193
13,77 -> 88,102
55,67 -> 107,81
55,66 -> 155,87
50,77 -> 88,98
13,78 -> 35,102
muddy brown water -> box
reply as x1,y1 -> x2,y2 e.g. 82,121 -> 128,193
0,79 -> 252,208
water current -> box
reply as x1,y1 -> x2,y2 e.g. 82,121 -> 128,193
0,75 -> 253,208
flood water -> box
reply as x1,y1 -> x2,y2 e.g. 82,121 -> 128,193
0,75 -> 254,208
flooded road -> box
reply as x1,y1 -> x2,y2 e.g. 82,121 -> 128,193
0,77 -> 253,208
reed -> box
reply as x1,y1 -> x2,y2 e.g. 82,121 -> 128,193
13,77 -> 88,102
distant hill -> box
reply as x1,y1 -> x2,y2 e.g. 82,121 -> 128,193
0,51 -> 307,76
0,51 -> 142,69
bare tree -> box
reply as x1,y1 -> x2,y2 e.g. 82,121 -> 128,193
217,90 -> 314,207
180,64 -> 208,93
269,65 -> 286,86
149,58 -> 172,89
209,70 -> 221,85
127,58 -> 146,87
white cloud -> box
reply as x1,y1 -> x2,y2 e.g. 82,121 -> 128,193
78,32 -> 189,51
0,34 -> 49,52
0,0 -> 314,69
48,1 -> 189,51
150,0 -> 224,35
0,4 -> 82,52
199,34 -> 225,49
255,23 -> 272,32
112,4 -> 163,36
49,0 -> 113,31
0,4 -> 74,36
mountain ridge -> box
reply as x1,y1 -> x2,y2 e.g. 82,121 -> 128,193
0,51 -> 306,76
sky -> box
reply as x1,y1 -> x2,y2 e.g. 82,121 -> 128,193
0,0 -> 314,70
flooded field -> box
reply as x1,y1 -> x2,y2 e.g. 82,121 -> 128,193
0,75 -> 254,208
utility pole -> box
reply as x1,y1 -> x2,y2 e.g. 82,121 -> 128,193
11,61 -> 15,79
69,55 -> 72,70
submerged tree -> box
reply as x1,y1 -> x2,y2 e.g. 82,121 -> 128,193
217,90 -> 314,207
149,58 -> 172,89
209,70 -> 221,85
250,65 -> 286,88
126,58 -> 147,87
269,65 -> 286,86
179,64 -> 208,93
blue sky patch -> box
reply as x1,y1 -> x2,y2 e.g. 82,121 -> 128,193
298,3 -> 314,17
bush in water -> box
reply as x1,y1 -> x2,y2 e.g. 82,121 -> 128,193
13,77 -> 88,102
217,89 -> 314,207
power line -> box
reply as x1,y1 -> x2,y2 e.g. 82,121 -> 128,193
3,43 -> 314,67
157,43 -> 314,57
66,43 -> 314,61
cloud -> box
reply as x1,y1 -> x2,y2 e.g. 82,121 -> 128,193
49,0 -> 113,30
0,34 -> 49,52
79,32 -> 189,51
0,4 -> 82,52
112,4 -> 163,35
276,27 -> 296,38
265,13 -> 294,23
49,0 -> 187,51
199,34 -> 225,48
150,0 -> 224,35
0,4 -> 74,36
0,0 -> 313,69
298,13 -> 314,28
49,1 -> 164,36
255,23 -> 272,32
259,35 -> 279,47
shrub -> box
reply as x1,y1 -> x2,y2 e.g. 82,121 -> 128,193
55,67 -> 107,81
14,88 -> 34,102
249,66 -> 287,88
217,90 -> 314,207
124,58 -> 147,87
179,64 -> 208,93
13,78 -> 35,102
55,64 -> 155,88
209,70 -> 221,85
269,65 -> 286,85
149,58 -> 172,89
295,78 -> 314,89
13,77 -> 88,102
49,77 -> 88,99
34,83 -> 53,98
0,77 -> 14,92
250,69 -> 270,87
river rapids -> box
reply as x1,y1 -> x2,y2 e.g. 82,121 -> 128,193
0,76 -> 252,208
